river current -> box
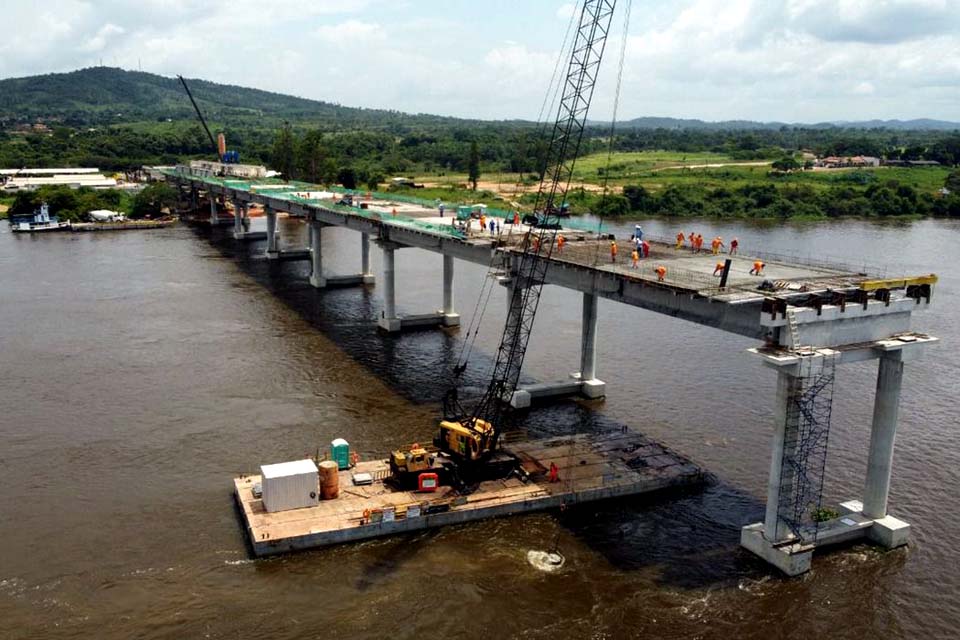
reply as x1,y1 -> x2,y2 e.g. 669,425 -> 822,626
0,216 -> 956,639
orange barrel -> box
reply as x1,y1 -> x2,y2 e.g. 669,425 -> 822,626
318,460 -> 340,500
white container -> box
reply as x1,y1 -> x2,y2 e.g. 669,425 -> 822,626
260,459 -> 320,513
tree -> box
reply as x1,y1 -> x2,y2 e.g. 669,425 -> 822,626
771,156 -> 800,172
337,167 -> 358,190
592,194 -> 630,217
271,122 -> 296,178
467,140 -> 480,190
367,173 -> 384,191
945,170 -> 960,194
296,129 -> 328,183
131,183 -> 177,218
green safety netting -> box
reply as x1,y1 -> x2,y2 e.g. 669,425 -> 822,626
163,169 -> 468,240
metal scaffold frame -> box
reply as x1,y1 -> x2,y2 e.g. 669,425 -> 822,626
776,351 -> 838,544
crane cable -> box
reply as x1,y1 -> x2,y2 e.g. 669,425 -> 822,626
454,3 -> 581,378
551,0 -> 633,559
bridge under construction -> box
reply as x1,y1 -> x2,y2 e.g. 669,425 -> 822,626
161,165 -> 937,576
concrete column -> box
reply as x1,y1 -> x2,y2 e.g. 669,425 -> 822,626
190,187 -> 198,211
378,244 -> 400,331
309,222 -> 325,288
242,203 -> 250,231
233,198 -> 243,237
578,292 -> 606,398
357,233 -> 375,284
580,293 -> 598,380
209,195 -> 219,225
441,255 -> 460,326
265,206 -> 279,259
763,369 -> 802,543
863,352 -> 904,520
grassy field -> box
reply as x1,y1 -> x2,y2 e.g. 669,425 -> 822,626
415,151 -> 951,200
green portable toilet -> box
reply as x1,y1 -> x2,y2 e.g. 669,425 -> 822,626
456,205 -> 473,221
331,438 -> 350,470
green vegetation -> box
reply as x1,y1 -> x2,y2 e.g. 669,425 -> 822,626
131,183 -> 177,218
7,186 -> 135,222
3,66 -> 960,220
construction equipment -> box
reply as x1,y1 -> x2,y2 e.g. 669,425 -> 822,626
396,1 -> 617,486
177,75 -> 239,165
387,443 -> 458,490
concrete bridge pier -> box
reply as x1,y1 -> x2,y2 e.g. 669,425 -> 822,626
265,206 -> 279,259
836,350 -> 912,548
440,255 -> 461,327
741,340 -> 925,576
376,241 -> 447,332
309,221 -> 327,288
307,223 -> 374,289
209,195 -> 220,226
361,233 -> 375,284
232,198 -> 244,239
509,288 -> 606,409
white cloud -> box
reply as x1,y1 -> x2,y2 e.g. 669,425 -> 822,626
315,20 -> 386,45
0,0 -> 958,122
80,23 -> 126,53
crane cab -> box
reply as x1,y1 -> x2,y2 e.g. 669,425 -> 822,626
435,418 -> 496,463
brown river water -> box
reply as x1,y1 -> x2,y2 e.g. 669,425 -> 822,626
0,216 -> 957,639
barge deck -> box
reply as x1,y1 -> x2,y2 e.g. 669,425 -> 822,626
235,431 -> 705,556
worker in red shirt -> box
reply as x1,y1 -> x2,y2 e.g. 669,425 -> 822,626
557,233 -> 566,253
730,237 -> 739,255
641,239 -> 650,258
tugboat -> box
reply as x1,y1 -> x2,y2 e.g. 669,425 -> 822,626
9,203 -> 71,233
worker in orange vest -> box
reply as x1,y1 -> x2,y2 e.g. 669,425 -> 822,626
711,236 -> 725,255
557,233 -> 566,253
631,249 -> 639,269
676,231 -> 685,249
532,235 -> 540,253
610,240 -> 618,263
730,237 -> 739,255
655,265 -> 667,281
688,231 -> 696,250
695,233 -> 704,253
750,260 -> 765,276
513,212 -> 520,225
479,213 -> 486,230
713,261 -> 725,276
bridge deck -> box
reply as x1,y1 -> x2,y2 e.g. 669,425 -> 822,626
164,169 -> 934,345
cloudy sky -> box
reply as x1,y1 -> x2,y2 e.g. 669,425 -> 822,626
2,0 -> 959,123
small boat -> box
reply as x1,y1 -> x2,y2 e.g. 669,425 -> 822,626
9,203 -> 71,232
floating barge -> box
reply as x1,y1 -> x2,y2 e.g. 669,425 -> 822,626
70,219 -> 177,232
234,431 -> 705,557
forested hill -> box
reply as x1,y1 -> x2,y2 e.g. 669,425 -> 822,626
0,67 -> 471,129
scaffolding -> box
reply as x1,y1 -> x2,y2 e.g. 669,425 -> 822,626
776,350 -> 837,544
